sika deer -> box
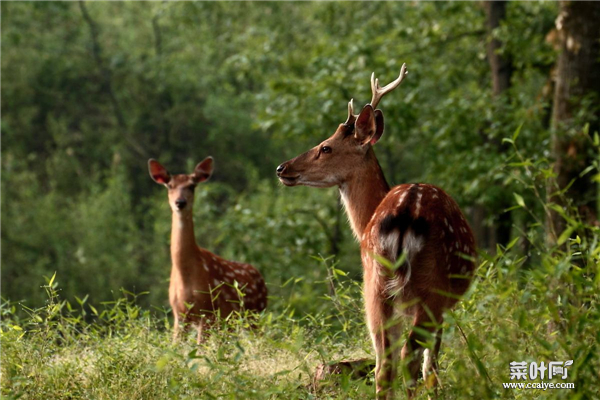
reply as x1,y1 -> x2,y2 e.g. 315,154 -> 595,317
149,157 -> 267,343
276,65 -> 475,398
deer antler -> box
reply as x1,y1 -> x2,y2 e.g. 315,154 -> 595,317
344,98 -> 357,125
369,63 -> 408,110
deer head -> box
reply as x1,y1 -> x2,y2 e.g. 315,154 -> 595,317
276,64 -> 408,188
148,157 -> 213,213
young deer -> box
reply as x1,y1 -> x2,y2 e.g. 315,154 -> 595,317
276,65 -> 475,399
149,157 -> 267,343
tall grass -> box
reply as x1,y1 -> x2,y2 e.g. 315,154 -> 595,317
3,139 -> 600,399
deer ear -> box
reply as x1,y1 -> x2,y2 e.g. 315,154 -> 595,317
192,156 -> 213,183
355,105 -> 376,145
148,159 -> 171,185
370,109 -> 385,145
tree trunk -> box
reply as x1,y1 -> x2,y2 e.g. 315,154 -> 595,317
548,1 -> 600,244
484,1 -> 513,95
485,0 -> 514,248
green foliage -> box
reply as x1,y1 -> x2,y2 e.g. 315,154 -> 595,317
2,2 -> 599,398
3,213 -> 600,399
2,0 -> 564,310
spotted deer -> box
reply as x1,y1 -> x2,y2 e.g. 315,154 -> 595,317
149,157 -> 267,343
276,64 -> 476,399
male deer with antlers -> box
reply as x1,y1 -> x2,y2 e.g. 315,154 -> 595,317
149,157 -> 267,343
276,65 -> 476,398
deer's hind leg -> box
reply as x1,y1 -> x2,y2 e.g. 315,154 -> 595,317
364,272 -> 403,400
402,306 -> 443,399
422,327 -> 443,398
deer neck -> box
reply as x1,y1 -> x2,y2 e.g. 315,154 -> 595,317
170,211 -> 200,272
339,149 -> 390,240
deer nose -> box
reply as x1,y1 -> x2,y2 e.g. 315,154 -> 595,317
276,163 -> 286,175
175,199 -> 187,210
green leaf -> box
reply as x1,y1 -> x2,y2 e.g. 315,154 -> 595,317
557,226 -> 575,246
512,123 -> 523,142
48,271 -> 57,287
579,165 -> 595,178
513,193 -> 525,208
505,237 -> 519,251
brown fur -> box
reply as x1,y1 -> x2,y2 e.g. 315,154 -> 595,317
150,158 -> 267,343
277,106 -> 475,399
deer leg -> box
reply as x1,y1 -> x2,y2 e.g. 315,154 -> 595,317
402,309 -> 442,399
422,327 -> 443,398
196,318 -> 206,344
364,277 -> 401,400
172,313 -> 182,343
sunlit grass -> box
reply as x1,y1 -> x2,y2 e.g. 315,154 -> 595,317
3,238 -> 599,400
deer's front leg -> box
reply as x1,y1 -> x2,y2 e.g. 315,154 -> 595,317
196,317 -> 206,344
364,269 -> 402,400
172,312 -> 182,343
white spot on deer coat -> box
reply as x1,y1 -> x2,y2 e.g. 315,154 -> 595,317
415,192 -> 423,216
397,190 -> 409,207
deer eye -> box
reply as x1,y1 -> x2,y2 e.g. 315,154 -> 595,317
321,146 -> 332,154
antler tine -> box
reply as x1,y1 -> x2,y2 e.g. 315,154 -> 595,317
344,98 -> 358,125
369,63 -> 408,110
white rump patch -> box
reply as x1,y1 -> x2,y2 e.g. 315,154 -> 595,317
380,229 -> 401,260
403,229 -> 424,261
383,229 -> 423,298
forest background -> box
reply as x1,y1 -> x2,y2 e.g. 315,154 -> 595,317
2,2 -> 599,399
